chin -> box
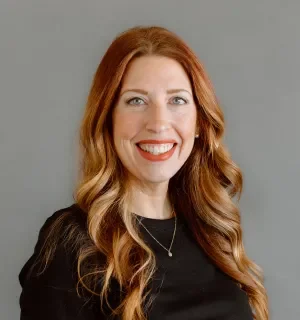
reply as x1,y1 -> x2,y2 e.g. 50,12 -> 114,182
143,178 -> 170,185
138,172 -> 175,184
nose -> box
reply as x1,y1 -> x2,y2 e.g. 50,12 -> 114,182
145,103 -> 172,134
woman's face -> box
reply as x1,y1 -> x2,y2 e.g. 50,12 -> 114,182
112,55 -> 198,185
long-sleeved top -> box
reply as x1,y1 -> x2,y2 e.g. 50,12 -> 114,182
19,203 -> 253,319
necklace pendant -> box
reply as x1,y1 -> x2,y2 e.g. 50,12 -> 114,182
168,251 -> 172,257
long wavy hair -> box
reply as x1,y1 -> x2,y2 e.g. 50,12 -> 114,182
35,26 -> 269,320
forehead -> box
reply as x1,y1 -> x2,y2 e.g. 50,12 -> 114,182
121,55 -> 192,91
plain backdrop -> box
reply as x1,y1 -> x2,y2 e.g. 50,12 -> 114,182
1,1 -> 299,319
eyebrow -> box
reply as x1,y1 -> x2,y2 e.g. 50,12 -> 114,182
120,88 -> 192,96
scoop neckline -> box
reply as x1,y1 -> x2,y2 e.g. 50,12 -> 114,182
132,212 -> 179,232
132,212 -> 176,222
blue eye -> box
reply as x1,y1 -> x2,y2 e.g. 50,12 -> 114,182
171,96 -> 188,105
127,97 -> 145,105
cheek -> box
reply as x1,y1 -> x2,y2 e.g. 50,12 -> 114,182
113,112 -> 141,141
175,111 -> 197,138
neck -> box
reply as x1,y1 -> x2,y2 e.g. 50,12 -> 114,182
128,181 -> 174,220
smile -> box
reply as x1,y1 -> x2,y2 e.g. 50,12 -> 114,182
136,143 -> 177,161
137,143 -> 174,155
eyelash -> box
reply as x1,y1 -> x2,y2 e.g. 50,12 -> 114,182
126,96 -> 188,105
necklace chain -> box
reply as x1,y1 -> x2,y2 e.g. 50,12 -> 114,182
137,211 -> 177,257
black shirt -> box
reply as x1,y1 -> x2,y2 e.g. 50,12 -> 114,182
19,204 -> 253,319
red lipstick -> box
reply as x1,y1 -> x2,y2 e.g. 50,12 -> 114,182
136,140 -> 177,162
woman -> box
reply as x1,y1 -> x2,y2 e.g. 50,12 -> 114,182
19,26 -> 269,320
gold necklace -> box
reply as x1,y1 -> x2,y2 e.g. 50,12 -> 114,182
137,212 -> 177,257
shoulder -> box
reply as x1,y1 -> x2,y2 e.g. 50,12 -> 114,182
18,204 -> 100,319
18,203 -> 88,286
39,203 -> 88,235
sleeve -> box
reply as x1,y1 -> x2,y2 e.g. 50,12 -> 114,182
18,212 -> 102,320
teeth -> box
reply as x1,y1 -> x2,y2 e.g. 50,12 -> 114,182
138,143 -> 174,155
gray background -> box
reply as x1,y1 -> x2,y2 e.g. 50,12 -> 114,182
1,1 -> 299,319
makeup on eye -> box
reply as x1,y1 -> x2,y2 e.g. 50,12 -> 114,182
126,97 -> 145,105
171,96 -> 188,104
125,96 -> 189,106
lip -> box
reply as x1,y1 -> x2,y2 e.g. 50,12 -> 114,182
136,143 -> 177,162
136,139 -> 177,144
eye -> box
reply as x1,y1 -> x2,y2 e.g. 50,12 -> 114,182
126,97 -> 145,105
171,96 -> 188,105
